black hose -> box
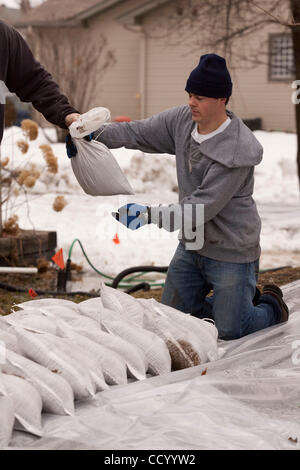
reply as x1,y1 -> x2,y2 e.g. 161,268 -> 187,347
112,266 -> 168,289
125,282 -> 151,294
0,282 -> 98,298
0,264 -> 293,298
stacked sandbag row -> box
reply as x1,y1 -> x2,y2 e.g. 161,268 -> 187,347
0,284 -> 219,447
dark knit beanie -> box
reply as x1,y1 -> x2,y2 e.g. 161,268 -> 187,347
185,53 -> 232,98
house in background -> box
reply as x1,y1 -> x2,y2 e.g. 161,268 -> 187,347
0,5 -> 32,127
0,0 -> 296,132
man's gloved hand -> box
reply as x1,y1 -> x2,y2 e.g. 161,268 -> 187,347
65,134 -> 77,158
112,203 -> 151,230
65,132 -> 95,158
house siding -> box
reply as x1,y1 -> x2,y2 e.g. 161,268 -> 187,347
87,0 -> 142,121
141,4 -> 296,132
22,0 -> 143,122
11,0 -> 297,131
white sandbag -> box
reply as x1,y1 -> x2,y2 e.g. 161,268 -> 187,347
1,372 -> 43,437
0,328 -> 20,354
16,329 -> 95,400
37,305 -> 81,322
70,139 -> 134,196
69,106 -> 134,196
61,313 -> 147,380
2,349 -> 74,416
145,299 -> 219,362
69,107 -> 111,138
0,315 -> 11,331
72,322 -> 147,381
57,316 -> 133,381
100,292 -> 205,370
142,308 -> 203,370
64,315 -> 102,332
51,328 -> 108,392
150,299 -> 219,340
17,304 -> 81,323
77,297 -> 103,322
0,373 -> 6,395
5,310 -> 57,335
100,306 -> 125,322
16,298 -> 79,312
0,395 -> 14,448
0,316 -> 12,331
100,283 -> 144,327
56,320 -> 127,386
101,315 -> 171,376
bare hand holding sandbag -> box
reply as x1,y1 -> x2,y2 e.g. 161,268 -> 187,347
66,107 -> 134,196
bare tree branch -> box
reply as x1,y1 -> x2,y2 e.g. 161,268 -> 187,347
26,26 -> 116,141
249,0 -> 300,27
146,0 -> 300,189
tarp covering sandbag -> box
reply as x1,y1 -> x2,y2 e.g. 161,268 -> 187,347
0,288 -> 220,447
69,107 -> 134,196
2,281 -> 300,450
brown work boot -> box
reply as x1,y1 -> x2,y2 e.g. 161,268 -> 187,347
262,284 -> 289,323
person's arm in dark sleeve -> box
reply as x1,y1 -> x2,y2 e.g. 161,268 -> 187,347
3,22 -> 78,129
95,106 -> 184,155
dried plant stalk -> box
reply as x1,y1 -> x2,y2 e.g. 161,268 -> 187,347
18,164 -> 40,188
70,261 -> 83,272
1,157 -> 9,168
40,145 -> 58,174
53,195 -> 67,212
21,119 -> 39,141
3,214 -> 20,235
23,176 -> 36,188
17,140 -> 29,154
37,257 -> 50,273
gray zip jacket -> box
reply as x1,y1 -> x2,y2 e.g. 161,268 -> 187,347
96,105 -> 263,263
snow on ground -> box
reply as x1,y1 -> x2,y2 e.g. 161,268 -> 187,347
1,125 -> 299,291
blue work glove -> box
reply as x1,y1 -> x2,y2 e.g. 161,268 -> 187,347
112,203 -> 151,230
65,132 -> 95,158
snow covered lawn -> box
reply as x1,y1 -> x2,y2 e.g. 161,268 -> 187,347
1,125 -> 299,291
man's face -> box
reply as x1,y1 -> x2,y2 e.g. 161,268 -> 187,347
188,93 -> 226,125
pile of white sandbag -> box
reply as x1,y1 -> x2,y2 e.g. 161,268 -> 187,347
0,283 -> 219,447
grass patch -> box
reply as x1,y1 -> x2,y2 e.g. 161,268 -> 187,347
1,266 -> 300,315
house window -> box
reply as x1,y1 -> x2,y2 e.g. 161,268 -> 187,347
269,34 -> 295,80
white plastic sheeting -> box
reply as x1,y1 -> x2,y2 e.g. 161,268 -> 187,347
69,107 -> 111,139
7,280 -> 300,450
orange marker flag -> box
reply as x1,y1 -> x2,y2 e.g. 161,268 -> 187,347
52,248 -> 65,270
113,233 -> 120,245
28,288 -> 38,298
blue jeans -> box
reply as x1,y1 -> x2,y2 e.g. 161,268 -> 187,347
161,243 -> 281,340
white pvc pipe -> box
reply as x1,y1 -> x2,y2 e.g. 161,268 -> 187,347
0,267 -> 38,274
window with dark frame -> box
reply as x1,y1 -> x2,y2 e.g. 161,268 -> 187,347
269,33 -> 295,80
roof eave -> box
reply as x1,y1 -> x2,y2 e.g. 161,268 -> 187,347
117,0 -> 170,25
13,19 -> 80,28
10,0 -> 127,28
9,0 -> 172,29
72,0 -> 127,22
